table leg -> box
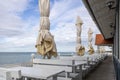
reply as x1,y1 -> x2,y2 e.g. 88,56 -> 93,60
25,77 -> 32,80
53,75 -> 57,80
18,77 -> 24,80
72,66 -> 76,73
65,72 -> 69,78
78,65 -> 82,80
20,77 -> 25,80
72,60 -> 76,73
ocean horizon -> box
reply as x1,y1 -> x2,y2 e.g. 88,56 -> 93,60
0,52 -> 76,65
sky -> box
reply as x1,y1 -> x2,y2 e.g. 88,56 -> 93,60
0,0 -> 101,52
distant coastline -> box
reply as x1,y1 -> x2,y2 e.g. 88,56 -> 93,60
0,52 -> 75,65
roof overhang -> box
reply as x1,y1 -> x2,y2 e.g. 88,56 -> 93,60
82,0 -> 116,39
95,34 -> 113,46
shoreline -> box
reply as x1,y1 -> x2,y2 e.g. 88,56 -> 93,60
0,62 -> 32,68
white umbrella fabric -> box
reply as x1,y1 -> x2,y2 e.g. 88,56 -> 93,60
88,28 -> 94,55
36,0 -> 57,59
75,16 -> 85,56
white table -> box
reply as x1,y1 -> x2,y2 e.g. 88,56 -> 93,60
33,59 -> 87,80
10,67 -> 65,80
33,59 -> 86,66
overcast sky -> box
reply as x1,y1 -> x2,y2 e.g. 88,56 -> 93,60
0,0 -> 101,52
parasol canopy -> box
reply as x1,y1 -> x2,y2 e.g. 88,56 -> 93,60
36,0 -> 57,59
75,16 -> 85,56
88,28 -> 94,55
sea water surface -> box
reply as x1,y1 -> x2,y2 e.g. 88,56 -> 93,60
0,52 -> 75,65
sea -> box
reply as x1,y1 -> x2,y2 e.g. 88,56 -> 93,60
0,52 -> 76,65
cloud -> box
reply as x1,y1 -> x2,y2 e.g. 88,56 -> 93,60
0,0 -> 101,52
0,0 -> 39,52
0,0 -> 28,12
0,23 -> 39,52
50,0 -> 80,19
0,0 -> 31,37
49,0 -> 100,52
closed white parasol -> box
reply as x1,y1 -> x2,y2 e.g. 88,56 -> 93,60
88,28 -> 94,55
36,0 -> 57,59
75,16 -> 85,56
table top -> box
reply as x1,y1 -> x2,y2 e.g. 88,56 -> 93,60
10,66 -> 65,79
75,61 -> 87,65
33,59 -> 87,66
